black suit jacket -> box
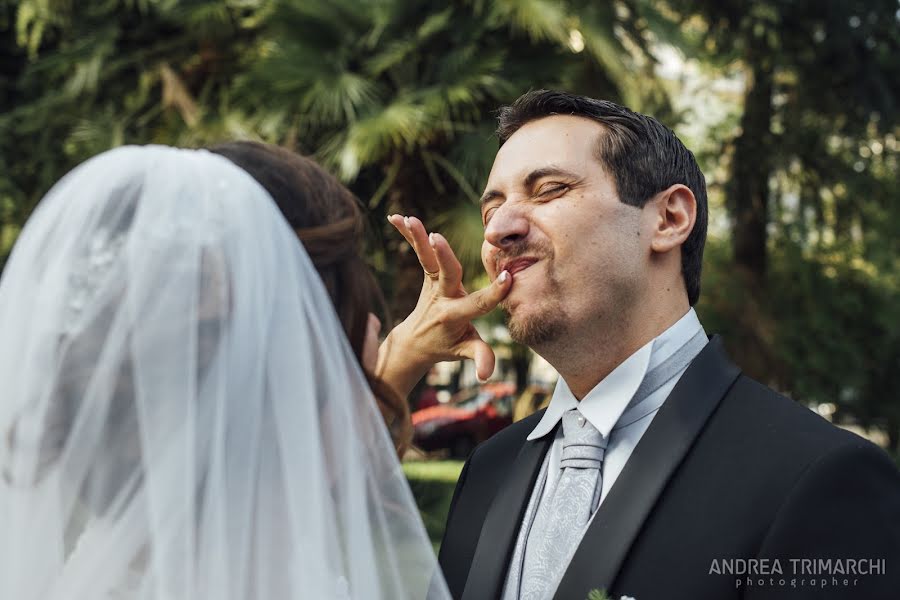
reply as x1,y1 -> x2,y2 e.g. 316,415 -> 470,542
438,337 -> 900,599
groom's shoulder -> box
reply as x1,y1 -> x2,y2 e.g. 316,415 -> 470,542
467,408 -> 546,468
716,373 -> 893,471
702,336 -> 861,450
724,374 -> 861,447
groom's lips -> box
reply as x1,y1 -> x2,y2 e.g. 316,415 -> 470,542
500,257 -> 539,276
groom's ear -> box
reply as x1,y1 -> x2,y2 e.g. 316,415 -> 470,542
649,184 -> 696,255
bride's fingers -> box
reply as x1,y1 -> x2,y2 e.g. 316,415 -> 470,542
388,214 -> 422,255
404,216 -> 440,277
428,232 -> 463,296
387,214 -> 414,247
387,214 -> 435,272
456,269 -> 512,319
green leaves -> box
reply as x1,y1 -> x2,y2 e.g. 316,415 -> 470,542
323,99 -> 428,180
486,0 -> 573,45
1,0 -> 671,313
15,0 -> 67,57
3,0 -> 896,452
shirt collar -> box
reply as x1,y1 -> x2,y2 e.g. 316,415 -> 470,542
526,308 -> 704,441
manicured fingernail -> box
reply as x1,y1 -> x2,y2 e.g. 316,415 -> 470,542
498,270 -> 509,283
477,375 -> 487,383
429,232 -> 436,247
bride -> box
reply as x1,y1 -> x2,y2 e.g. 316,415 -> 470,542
0,145 -> 453,599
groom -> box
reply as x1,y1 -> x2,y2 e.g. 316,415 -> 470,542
398,90 -> 900,599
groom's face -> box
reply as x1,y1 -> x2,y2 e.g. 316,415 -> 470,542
480,115 -> 648,348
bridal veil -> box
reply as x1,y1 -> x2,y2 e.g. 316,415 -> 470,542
0,145 -> 450,599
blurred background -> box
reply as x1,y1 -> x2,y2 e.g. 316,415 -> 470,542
2,0 -> 898,548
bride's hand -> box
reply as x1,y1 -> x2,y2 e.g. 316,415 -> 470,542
376,214 -> 512,398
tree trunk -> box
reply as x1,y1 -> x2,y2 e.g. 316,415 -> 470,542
725,23 -> 778,383
730,29 -> 775,284
887,419 -> 899,459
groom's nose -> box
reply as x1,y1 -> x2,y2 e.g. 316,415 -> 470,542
483,201 -> 530,251
482,202 -> 530,278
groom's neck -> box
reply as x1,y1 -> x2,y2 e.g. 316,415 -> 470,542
537,299 -> 690,401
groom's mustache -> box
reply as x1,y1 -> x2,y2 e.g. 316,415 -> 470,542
493,240 -> 554,274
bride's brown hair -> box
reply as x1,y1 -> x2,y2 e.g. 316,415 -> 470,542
209,141 -> 411,453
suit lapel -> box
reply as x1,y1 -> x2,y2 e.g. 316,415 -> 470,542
461,425 -> 555,600
554,336 -> 741,600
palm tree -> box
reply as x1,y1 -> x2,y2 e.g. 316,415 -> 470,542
236,0 -> 673,318
0,0 -> 267,235
2,0 -> 676,390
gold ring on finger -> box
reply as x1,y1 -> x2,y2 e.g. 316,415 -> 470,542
423,268 -> 440,280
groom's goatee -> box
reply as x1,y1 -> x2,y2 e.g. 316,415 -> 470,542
504,300 -> 567,347
497,239 -> 564,347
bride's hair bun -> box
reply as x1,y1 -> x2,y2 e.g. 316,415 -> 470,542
209,141 -> 411,453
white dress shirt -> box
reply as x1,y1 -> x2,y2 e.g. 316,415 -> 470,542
526,308 -> 707,508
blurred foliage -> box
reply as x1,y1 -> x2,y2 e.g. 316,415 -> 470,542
229,0 -> 675,316
1,0 -> 897,449
697,235 -> 900,451
669,0 -> 899,284
668,0 -> 899,450
0,0 -> 676,304
402,459 -> 463,551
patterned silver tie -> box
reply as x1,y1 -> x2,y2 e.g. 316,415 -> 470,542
518,408 -> 608,600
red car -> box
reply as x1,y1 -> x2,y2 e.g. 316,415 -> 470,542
411,382 -> 516,458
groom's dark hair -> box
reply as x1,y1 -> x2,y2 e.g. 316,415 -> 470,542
496,90 -> 708,306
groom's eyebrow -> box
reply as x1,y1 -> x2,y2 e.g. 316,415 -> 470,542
480,189 -> 504,207
523,166 -> 580,188
480,165 -> 579,207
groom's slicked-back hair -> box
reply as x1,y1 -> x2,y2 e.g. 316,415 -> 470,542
496,89 -> 708,306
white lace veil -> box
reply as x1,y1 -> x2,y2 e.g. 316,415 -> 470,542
0,145 -> 450,600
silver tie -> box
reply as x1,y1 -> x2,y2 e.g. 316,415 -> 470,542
518,408 -> 608,600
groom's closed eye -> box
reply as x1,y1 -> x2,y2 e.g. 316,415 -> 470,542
482,184 -> 569,225
483,205 -> 501,225
481,191 -> 504,226
534,183 -> 569,198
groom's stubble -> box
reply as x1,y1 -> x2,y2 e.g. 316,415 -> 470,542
496,239 -> 569,348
